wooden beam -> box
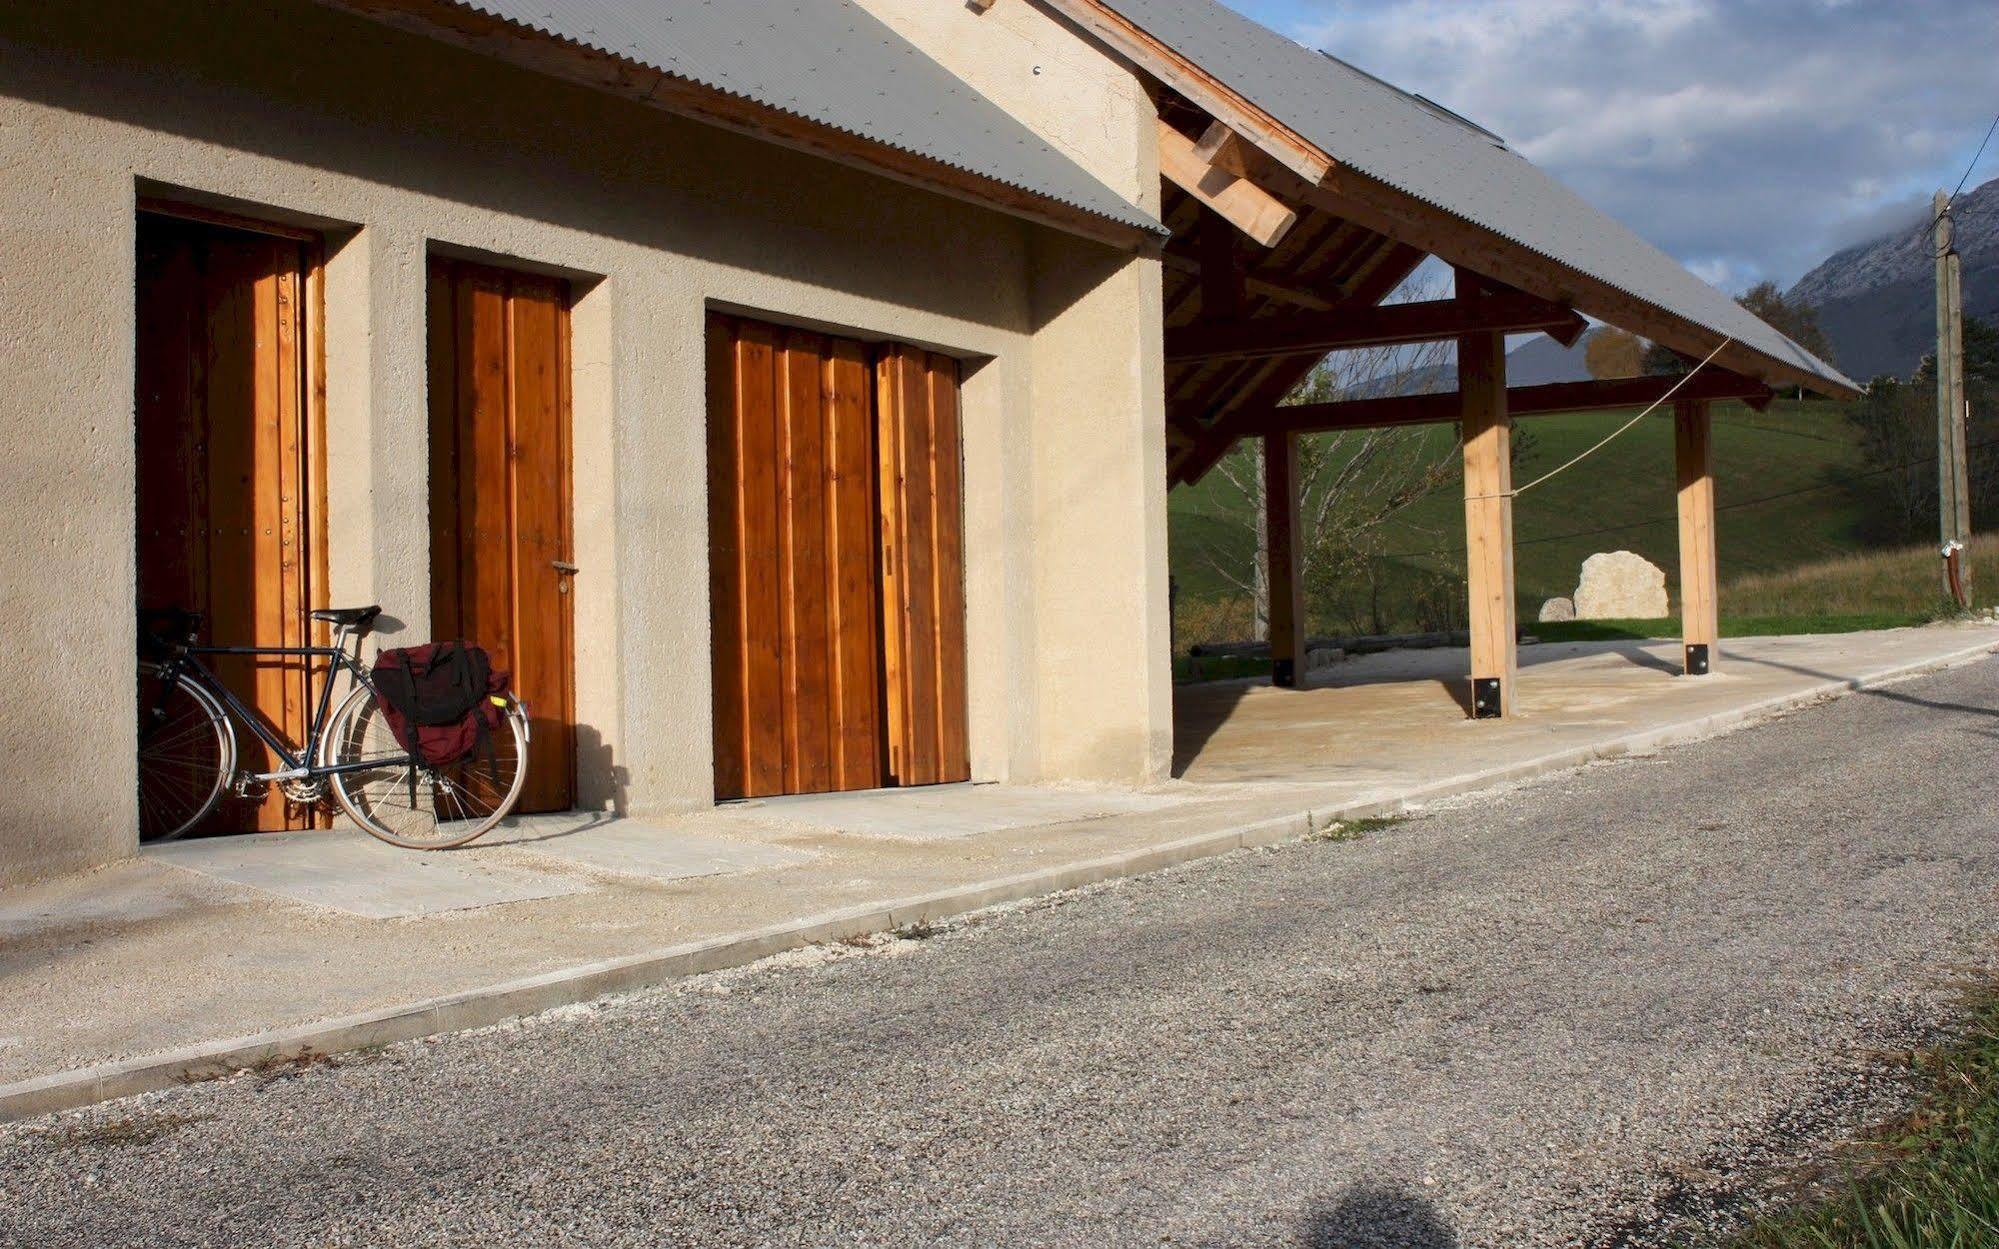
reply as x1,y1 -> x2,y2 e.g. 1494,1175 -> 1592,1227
1675,398 -> 1719,676
1194,121 -> 1253,177
1166,291 -> 1586,365
1274,167 -> 1857,399
1240,370 -> 1776,436
1199,214 -> 1245,322
315,0 -> 1157,254
1158,119 -> 1298,248
1459,272 -> 1515,718
1265,433 -> 1306,687
1159,248 -> 1338,311
1041,0 -> 1334,184
1168,242 -> 1425,487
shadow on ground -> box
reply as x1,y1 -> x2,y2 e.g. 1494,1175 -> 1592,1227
1300,1185 -> 1458,1248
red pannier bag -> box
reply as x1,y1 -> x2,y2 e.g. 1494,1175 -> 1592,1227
370,643 -> 511,796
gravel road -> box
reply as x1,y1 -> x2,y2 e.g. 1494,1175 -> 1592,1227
7,657 -> 1999,1248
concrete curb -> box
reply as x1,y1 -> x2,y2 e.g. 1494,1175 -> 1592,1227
5,633 -> 1994,1124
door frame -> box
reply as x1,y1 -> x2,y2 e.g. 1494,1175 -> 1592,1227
133,197 -> 332,829
135,195 -> 332,655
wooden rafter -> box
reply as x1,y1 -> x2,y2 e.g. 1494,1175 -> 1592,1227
1237,371 -> 1775,436
1193,121 -> 1253,177
1166,290 -> 1586,366
1168,241 -> 1426,486
1075,0 -> 1856,397
1041,0 -> 1334,183
1280,169 -> 1857,398
1158,249 -> 1339,311
1158,119 -> 1297,248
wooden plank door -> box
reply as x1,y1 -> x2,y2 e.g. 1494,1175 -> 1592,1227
708,314 -> 886,800
875,345 -> 970,787
428,257 -> 575,813
135,212 -> 314,833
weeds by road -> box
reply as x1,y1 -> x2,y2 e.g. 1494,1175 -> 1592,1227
1736,987 -> 1999,1247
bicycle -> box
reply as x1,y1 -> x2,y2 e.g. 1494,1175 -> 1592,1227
136,605 -> 530,849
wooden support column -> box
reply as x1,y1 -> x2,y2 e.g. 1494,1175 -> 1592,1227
1675,398 -> 1719,675
1265,432 -> 1306,688
1458,273 -> 1515,718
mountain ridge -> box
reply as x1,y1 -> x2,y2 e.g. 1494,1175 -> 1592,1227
1785,177 -> 1999,380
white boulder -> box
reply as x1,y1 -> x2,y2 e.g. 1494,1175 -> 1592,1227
1572,551 -> 1669,619
1537,596 -> 1576,623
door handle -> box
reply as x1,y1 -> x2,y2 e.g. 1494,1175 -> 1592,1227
551,561 -> 579,575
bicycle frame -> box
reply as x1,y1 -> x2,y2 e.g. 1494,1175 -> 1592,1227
149,634 -> 407,781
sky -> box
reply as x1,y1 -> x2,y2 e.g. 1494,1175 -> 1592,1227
1216,0 -> 1999,293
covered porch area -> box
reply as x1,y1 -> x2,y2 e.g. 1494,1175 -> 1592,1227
1115,7 -> 1862,739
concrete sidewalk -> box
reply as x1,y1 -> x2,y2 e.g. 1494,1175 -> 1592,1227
3,624 -> 1995,1119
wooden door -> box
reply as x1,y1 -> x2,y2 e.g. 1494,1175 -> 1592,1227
875,345 -> 970,787
135,212 -> 315,833
428,257 -> 575,813
708,314 -> 885,799
707,317 -> 970,799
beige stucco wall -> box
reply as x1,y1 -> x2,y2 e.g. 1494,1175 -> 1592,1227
858,0 -> 1173,784
854,0 -> 1155,206
0,0 -> 1170,886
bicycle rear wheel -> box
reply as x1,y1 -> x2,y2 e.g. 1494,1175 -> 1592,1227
136,662 -> 235,842
321,681 -> 529,849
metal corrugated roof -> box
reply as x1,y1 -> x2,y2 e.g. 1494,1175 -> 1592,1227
1092,0 -> 1858,393
443,0 -> 1162,238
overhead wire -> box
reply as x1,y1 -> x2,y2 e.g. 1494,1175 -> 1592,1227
1463,337 -> 1733,502
1922,108 -> 1998,255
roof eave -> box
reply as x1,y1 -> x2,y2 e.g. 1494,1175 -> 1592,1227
1265,157 -> 1862,402
314,0 -> 1164,254
1050,0 -> 1859,400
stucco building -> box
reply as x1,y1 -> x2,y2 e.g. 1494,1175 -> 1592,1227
0,0 -> 1852,886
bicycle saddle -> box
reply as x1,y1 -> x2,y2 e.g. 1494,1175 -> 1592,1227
310,605 -> 383,631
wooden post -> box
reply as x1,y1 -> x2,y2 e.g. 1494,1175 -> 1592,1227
1675,398 -> 1718,675
1265,431 -> 1306,687
1935,189 -> 1972,605
1458,270 -> 1514,718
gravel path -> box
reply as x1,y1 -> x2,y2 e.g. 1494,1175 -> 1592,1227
7,657 -> 1999,1247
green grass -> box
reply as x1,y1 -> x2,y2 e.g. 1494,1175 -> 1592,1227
1173,613 -> 1938,684
1171,398 -> 1878,636
1733,988 -> 1999,1247
1173,653 -> 1273,682
1531,612 -> 1937,644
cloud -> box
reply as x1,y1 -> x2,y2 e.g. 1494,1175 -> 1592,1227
1232,0 -> 1999,290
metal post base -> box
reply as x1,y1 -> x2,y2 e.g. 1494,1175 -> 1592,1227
1471,676 -> 1504,719
1683,643 -> 1710,676
1272,658 -> 1298,688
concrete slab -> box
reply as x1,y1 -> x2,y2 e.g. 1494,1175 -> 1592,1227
729,783 -> 1186,840
144,829 -> 586,918
486,814 -> 816,881
5,625 -> 1995,1119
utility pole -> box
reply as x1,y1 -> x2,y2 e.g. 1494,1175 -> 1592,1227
1934,189 -> 1972,606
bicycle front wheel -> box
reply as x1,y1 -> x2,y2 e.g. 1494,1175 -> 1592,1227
136,661 -> 235,842
321,681 -> 529,849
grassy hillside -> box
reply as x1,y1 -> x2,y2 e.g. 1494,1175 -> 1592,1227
1170,398 -> 1881,643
